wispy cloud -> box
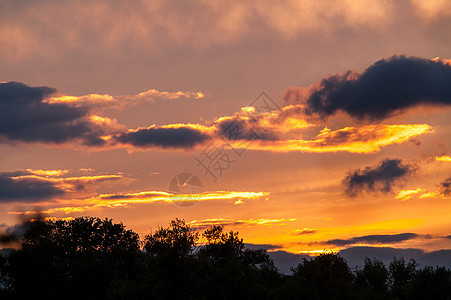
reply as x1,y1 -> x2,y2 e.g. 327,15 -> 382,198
0,0 -> 400,60
189,217 -> 296,230
9,190 -> 269,215
396,189 -> 422,201
45,89 -> 204,112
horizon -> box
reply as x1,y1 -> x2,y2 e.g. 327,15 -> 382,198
1,0 -> 451,272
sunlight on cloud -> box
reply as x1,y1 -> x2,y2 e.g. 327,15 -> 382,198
436,155 -> 451,162
410,0 -> 451,20
25,169 -> 69,176
9,191 -> 269,215
46,88 -> 204,110
396,189 -> 422,201
189,217 -> 297,230
241,124 -> 431,153
420,192 -> 439,199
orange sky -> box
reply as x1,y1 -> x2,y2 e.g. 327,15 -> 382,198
1,0 -> 451,267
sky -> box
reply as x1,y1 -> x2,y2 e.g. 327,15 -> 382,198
2,0 -> 451,270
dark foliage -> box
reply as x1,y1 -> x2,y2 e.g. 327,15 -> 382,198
1,217 -> 450,299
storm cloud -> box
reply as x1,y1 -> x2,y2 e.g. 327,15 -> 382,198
343,158 -> 416,196
285,56 -> 451,120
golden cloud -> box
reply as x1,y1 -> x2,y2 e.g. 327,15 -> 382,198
189,217 -> 297,230
396,189 -> 422,201
238,124 -> 431,153
436,155 -> 451,162
10,190 -> 269,215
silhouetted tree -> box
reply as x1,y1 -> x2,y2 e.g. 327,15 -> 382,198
388,257 -> 417,298
2,216 -> 451,299
404,266 -> 451,300
355,257 -> 388,299
288,252 -> 354,300
196,225 -> 281,299
140,218 -> 199,299
6,217 -> 140,299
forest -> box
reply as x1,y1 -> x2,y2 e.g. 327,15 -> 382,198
0,216 -> 450,299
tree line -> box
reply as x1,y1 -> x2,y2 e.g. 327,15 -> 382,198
0,217 -> 450,299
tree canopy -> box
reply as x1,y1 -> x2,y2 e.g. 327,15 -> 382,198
0,216 -> 450,299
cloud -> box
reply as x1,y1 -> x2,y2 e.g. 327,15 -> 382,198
254,245 -> 451,274
0,81 -> 205,149
0,223 -> 27,246
46,89 -> 204,112
114,124 -> 212,149
9,191 -> 269,215
292,228 -> 318,235
216,114 -> 430,153
324,233 -> 418,246
0,81 -> 431,153
396,189 -> 422,201
0,82 -> 123,146
0,171 -> 65,202
245,243 -> 282,251
188,217 -> 296,231
0,0 -> 398,60
440,177 -> 451,196
410,0 -> 451,20
284,56 -> 451,120
267,250 -> 312,274
343,158 -> 416,196
436,155 -> 451,162
216,116 -> 280,141
0,170 -> 123,203
340,246 -> 451,269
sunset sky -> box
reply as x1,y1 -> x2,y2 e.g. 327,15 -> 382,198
2,0 -> 451,270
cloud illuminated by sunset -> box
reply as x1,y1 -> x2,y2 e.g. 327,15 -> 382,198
9,190 -> 269,215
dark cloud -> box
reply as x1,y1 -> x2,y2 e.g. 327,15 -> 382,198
440,177 -> 451,196
324,233 -> 418,247
0,82 -> 110,145
100,193 -> 163,200
115,126 -> 211,149
267,250 -> 312,274
341,246 -> 451,269
292,229 -> 318,235
0,171 -> 122,203
285,56 -> 451,120
254,246 -> 451,274
245,243 -> 282,251
0,214 -> 46,246
216,117 -> 277,141
343,158 -> 416,196
0,223 -> 26,245
0,171 -> 65,202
